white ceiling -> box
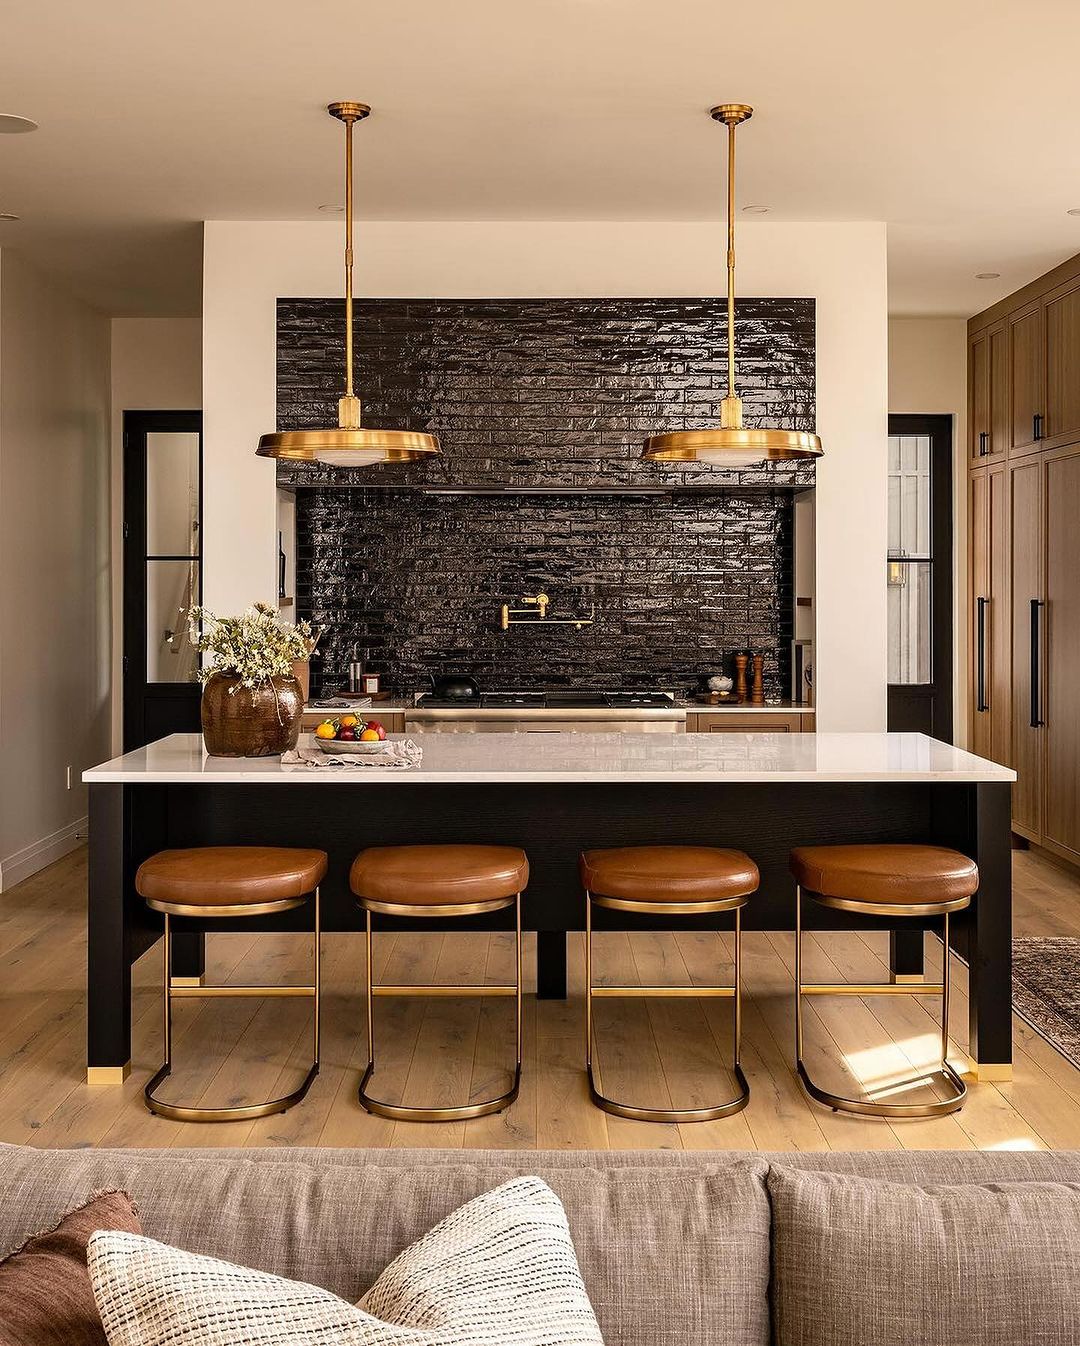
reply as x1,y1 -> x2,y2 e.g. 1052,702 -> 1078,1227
1,0 -> 1078,317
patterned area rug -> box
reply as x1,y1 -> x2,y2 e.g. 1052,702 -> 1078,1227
1013,937 -> 1080,1071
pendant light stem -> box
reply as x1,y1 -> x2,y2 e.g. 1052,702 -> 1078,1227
726,117 -> 737,403
344,116 -> 354,400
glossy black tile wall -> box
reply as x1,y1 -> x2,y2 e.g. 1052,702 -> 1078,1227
296,489 -> 795,697
279,296 -> 815,695
275,296 -> 816,489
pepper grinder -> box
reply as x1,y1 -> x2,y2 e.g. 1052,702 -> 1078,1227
734,652 -> 749,703
750,653 -> 765,705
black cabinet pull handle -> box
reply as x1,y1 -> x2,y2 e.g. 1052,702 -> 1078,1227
976,597 -> 989,712
1030,598 -> 1045,727
979,431 -> 990,456
1034,412 -> 1044,441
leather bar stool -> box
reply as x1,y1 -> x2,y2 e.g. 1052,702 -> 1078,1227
580,845 -> 758,1122
350,844 -> 528,1122
136,845 -> 326,1123
790,843 -> 978,1118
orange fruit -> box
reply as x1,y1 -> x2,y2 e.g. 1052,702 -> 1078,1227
359,728 -> 381,742
339,713 -> 360,728
314,720 -> 337,740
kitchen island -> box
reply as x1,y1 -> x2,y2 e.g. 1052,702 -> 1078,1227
83,732 -> 1014,1082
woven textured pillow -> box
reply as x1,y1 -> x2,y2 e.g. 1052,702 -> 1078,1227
88,1177 -> 603,1346
361,1176 -> 604,1344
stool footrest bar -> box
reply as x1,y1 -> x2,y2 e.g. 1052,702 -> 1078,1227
800,982 -> 944,996
169,984 -> 316,999
590,985 -> 736,998
371,984 -> 517,998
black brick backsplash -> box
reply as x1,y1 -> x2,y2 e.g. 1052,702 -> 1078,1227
297,489 -> 794,697
276,297 -> 816,490
279,297 -> 814,696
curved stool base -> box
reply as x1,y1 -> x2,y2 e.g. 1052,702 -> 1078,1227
144,1061 -> 319,1124
587,1061 -> 749,1123
796,1058 -> 967,1119
358,1061 -> 520,1123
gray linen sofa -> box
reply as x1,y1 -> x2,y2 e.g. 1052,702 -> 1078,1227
2,1145 -> 1079,1345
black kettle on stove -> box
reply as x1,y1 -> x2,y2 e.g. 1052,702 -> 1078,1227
430,673 -> 480,701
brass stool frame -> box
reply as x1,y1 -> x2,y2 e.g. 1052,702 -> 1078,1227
585,890 -> 750,1123
794,885 -> 967,1118
358,892 -> 523,1122
144,889 -> 320,1123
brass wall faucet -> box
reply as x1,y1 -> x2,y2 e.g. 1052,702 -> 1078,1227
500,592 -> 594,631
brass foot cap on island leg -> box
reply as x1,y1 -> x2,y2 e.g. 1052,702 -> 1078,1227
87,1064 -> 131,1086
963,1055 -> 1012,1082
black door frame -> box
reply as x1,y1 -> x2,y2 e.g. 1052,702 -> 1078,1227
886,413 -> 954,742
122,410 -> 203,751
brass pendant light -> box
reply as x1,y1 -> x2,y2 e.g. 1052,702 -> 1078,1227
642,105 -> 823,466
257,102 -> 440,466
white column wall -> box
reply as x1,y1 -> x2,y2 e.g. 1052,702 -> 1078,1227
203,219 -> 888,730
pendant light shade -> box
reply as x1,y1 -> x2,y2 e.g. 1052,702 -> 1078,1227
642,105 -> 822,466
257,102 -> 440,466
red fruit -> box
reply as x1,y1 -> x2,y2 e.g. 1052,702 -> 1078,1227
367,719 -> 387,740
337,725 -> 356,741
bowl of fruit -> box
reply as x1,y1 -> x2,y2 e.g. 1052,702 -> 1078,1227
312,714 -> 389,755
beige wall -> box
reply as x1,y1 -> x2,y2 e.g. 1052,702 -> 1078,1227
204,219 -> 890,731
109,317 -> 201,750
0,250 -> 111,889
887,316 -> 968,742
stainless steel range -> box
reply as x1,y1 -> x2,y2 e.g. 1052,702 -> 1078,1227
405,689 -> 686,733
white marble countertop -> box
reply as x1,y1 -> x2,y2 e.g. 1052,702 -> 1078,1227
84,732 -> 1015,785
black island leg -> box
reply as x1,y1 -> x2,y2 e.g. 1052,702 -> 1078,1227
966,781 -> 1013,1077
87,784 -> 133,1082
889,928 -> 925,981
536,930 -> 568,999
171,930 -> 206,983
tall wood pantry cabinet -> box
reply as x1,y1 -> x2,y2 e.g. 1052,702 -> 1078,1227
969,253 -> 1080,868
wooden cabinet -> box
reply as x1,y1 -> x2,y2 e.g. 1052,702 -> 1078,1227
968,466 -> 1009,764
968,322 -> 1007,465
1008,460 -> 1043,841
686,711 -> 814,733
1042,448 -> 1080,864
969,252 -> 1080,867
1044,277 -> 1080,448
1009,303 -> 1045,456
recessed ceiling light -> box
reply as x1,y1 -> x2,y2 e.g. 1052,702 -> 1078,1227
318,203 -> 344,213
1067,208 -> 1080,217
0,212 -> 18,222
0,114 -> 38,134
741,204 -> 769,213
975,272 -> 1001,280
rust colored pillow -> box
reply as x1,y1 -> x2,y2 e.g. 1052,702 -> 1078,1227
0,1189 -> 141,1345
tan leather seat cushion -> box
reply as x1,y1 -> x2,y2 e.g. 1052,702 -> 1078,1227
136,847 -> 327,907
790,844 -> 978,907
580,846 -> 759,903
350,845 -> 529,906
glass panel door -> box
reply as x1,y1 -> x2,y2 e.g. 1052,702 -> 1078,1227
886,416 -> 953,740
123,412 -> 203,750
145,429 -> 201,684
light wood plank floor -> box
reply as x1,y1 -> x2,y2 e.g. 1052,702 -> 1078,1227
2,846 -> 1080,1151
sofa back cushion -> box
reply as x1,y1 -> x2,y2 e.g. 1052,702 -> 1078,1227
0,1149 -> 771,1346
768,1164 -> 1080,1346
